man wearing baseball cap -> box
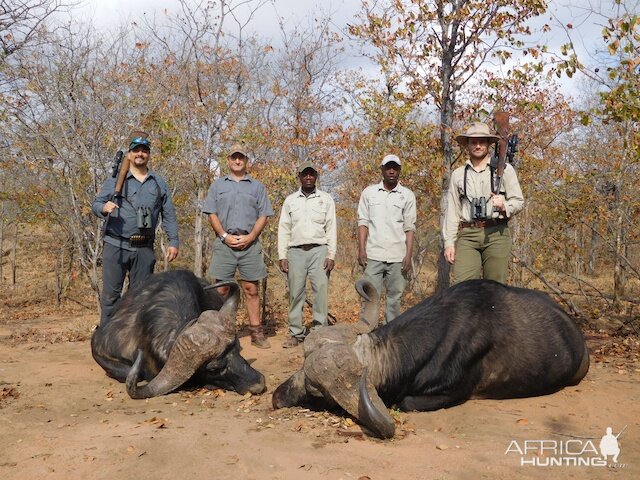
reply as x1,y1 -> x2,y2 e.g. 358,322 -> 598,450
442,121 -> 524,284
277,161 -> 337,347
202,142 -> 274,348
357,154 -> 416,324
92,130 -> 180,326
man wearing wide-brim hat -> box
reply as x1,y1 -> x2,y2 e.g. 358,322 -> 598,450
441,121 -> 524,284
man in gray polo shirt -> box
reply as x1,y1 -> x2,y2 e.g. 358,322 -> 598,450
357,154 -> 416,324
277,161 -> 337,348
203,143 -> 274,348
92,131 -> 180,326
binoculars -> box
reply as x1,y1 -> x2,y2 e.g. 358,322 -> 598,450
471,197 -> 487,220
136,207 -> 152,229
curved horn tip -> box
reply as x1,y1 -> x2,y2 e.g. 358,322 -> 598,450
358,367 -> 395,439
355,279 -> 374,302
125,349 -> 145,399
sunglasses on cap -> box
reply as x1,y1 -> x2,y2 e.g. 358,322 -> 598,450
129,137 -> 151,150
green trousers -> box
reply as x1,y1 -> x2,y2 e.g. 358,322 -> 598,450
364,259 -> 407,324
286,245 -> 329,339
452,225 -> 511,285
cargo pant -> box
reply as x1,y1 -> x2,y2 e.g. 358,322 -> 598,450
100,242 -> 156,326
364,259 -> 407,324
452,224 -> 511,284
286,245 -> 329,339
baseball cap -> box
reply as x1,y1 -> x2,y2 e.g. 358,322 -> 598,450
381,154 -> 401,166
228,143 -> 248,157
128,130 -> 151,151
297,161 -> 318,174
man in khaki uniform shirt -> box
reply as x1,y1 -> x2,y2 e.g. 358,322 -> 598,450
357,154 -> 416,324
442,122 -> 524,284
278,162 -> 337,348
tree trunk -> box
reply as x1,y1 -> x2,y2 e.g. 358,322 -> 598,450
193,185 -> 206,277
11,224 -> 18,285
435,85 -> 455,292
0,211 -> 4,284
588,218 -> 597,275
612,175 -> 625,306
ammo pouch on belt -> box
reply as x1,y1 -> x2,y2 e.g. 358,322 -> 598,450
130,207 -> 154,247
130,227 -> 154,247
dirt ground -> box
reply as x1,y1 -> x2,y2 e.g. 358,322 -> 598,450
0,309 -> 638,480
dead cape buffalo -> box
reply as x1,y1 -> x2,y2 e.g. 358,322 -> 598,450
273,279 -> 589,439
91,269 -> 266,398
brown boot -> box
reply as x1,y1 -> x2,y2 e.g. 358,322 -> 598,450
249,325 -> 271,349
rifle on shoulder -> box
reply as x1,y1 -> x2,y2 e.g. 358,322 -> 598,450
101,149 -> 128,237
491,112 -> 518,203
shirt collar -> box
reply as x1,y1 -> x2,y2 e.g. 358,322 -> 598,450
223,174 -> 252,182
377,181 -> 401,193
296,187 -> 318,197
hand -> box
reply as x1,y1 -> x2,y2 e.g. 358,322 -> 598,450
279,259 -> 289,273
324,258 -> 335,273
490,192 -> 506,213
233,233 -> 256,250
357,249 -> 367,268
444,246 -> 455,265
402,255 -> 412,274
102,201 -> 118,214
166,246 -> 179,262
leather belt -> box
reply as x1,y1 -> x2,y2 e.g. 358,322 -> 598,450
459,218 -> 509,229
227,229 -> 250,235
290,243 -> 323,251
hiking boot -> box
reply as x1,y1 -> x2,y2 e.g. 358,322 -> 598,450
249,325 -> 271,349
282,336 -> 302,348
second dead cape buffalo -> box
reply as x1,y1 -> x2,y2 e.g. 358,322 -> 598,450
273,279 -> 589,438
91,269 -> 266,398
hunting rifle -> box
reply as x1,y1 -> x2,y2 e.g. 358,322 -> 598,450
101,149 -> 128,236
491,112 -> 518,210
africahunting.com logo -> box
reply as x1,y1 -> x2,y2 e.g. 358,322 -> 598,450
505,426 -> 628,468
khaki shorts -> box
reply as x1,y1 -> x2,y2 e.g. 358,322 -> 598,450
208,238 -> 267,282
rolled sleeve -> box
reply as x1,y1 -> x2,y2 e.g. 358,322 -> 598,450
277,200 -> 292,260
326,197 -> 337,260
502,165 -> 524,218
403,190 -> 417,232
357,189 -> 370,227
442,175 -> 462,248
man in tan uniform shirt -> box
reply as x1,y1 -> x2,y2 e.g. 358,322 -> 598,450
278,162 -> 337,348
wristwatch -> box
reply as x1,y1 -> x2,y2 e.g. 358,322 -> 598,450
219,232 -> 228,242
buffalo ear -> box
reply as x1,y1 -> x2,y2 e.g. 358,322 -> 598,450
304,344 -> 395,439
272,369 -> 309,409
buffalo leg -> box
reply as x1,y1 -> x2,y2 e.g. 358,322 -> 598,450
397,393 -> 468,412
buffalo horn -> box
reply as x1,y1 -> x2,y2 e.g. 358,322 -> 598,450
355,279 -> 380,332
304,344 -> 395,439
358,367 -> 395,439
126,283 -> 241,399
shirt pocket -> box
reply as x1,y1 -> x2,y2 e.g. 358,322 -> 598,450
288,204 -> 302,222
238,191 -> 259,216
368,200 -> 383,221
311,204 -> 326,224
391,201 -> 404,223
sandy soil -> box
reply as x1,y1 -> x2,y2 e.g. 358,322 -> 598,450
0,313 -> 638,480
